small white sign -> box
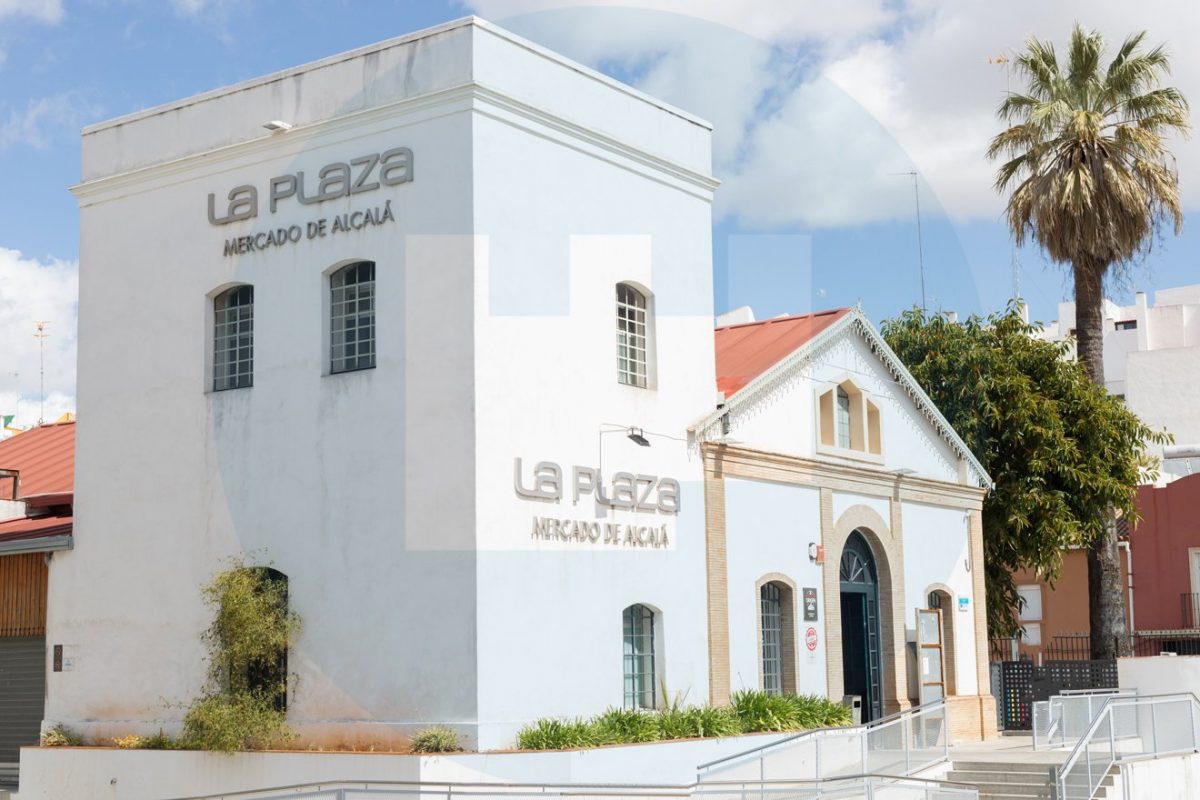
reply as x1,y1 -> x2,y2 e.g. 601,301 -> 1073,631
958,596 -> 970,613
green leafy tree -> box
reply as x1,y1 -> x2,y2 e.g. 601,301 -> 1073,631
988,24 -> 1188,658
882,307 -> 1168,637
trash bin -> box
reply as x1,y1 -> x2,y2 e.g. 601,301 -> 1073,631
843,694 -> 862,726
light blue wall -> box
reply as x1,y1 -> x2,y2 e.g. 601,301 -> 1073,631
724,477 -> 827,698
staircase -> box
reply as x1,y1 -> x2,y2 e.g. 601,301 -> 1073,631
946,760 -> 1117,800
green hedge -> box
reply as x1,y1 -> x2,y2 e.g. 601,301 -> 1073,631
515,690 -> 851,750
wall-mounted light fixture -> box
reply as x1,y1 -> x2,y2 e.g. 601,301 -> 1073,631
626,427 -> 650,447
262,120 -> 293,132
809,542 -> 825,564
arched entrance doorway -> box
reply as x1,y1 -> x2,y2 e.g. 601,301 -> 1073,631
840,530 -> 883,722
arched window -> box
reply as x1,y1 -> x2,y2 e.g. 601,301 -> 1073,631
759,579 -> 797,695
623,603 -> 657,709
330,261 -> 376,374
213,285 -> 254,391
835,386 -> 851,448
818,380 -> 883,456
235,567 -> 290,712
616,283 -> 648,388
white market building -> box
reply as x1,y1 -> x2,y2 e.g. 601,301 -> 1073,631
47,17 -> 995,753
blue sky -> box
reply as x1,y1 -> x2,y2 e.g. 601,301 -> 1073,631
1,0 -> 1198,425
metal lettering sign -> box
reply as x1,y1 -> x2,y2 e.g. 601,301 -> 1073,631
803,587 -> 818,621
207,147 -> 413,225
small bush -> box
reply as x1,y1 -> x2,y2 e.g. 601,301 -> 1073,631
515,718 -> 601,751
40,725 -> 82,747
113,730 -> 175,750
732,690 -> 853,732
656,704 -> 742,740
179,693 -> 293,753
591,707 -> 661,744
409,725 -> 462,753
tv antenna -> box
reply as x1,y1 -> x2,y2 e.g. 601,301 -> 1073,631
33,321 -> 49,425
890,171 -> 927,312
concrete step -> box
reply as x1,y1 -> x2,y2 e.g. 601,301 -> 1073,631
948,769 -> 1056,784
951,760 -> 1060,774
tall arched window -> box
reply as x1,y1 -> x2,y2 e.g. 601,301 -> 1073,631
759,579 -> 797,695
330,261 -> 376,374
623,603 -> 657,709
213,285 -> 254,391
761,582 -> 784,694
616,283 -> 648,388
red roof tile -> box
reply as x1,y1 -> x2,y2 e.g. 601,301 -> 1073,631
0,510 -> 72,544
0,421 -> 75,500
715,308 -> 851,397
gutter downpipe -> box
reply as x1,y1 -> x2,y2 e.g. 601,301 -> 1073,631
1119,540 -> 1135,634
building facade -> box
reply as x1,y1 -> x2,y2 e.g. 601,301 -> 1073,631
1037,284 -> 1200,483
49,17 -> 994,751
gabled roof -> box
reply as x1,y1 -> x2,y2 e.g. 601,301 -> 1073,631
698,306 -> 992,489
716,309 -> 852,397
0,421 -> 75,499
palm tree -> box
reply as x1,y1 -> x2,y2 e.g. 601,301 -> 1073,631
988,25 -> 1188,660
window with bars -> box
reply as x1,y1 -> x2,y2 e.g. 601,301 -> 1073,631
330,261 -> 376,374
623,603 -> 657,709
835,386 -> 851,449
761,582 -> 784,695
616,283 -> 648,388
213,285 -> 254,391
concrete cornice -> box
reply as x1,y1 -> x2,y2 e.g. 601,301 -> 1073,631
72,81 -> 717,205
705,442 -> 987,510
82,17 -> 711,138
0,533 -> 72,555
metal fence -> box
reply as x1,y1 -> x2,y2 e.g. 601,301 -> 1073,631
1031,689 -> 1134,750
993,660 -> 1118,731
163,777 -> 980,800
1038,632 -> 1200,660
1054,692 -> 1200,800
695,702 -> 948,784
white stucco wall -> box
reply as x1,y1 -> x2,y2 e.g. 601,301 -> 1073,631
899,502 -> 978,697
730,336 -> 965,486
53,16 -> 717,753
724,477 -> 826,697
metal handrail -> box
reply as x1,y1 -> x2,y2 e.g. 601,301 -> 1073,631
696,701 -> 949,783
164,774 -> 979,800
1054,692 -> 1200,800
1032,689 -> 1133,750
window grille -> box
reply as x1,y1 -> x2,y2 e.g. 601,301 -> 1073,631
213,285 -> 253,391
616,284 -> 648,387
331,261 -> 376,373
836,386 -> 852,448
623,603 -> 656,709
761,582 -> 784,695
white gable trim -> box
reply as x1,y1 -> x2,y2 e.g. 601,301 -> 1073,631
694,307 -> 993,489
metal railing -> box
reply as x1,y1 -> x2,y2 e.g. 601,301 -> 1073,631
1053,692 -> 1200,800
1032,689 -> 1134,750
696,702 -> 949,784
163,776 -> 979,800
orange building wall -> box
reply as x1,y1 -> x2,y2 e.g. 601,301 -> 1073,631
1009,547 -> 1131,662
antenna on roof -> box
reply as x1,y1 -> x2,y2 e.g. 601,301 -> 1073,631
33,321 -> 49,425
890,171 -> 926,312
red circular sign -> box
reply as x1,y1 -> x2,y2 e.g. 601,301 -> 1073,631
805,627 -> 818,651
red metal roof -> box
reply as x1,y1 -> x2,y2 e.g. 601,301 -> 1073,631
715,309 -> 852,397
0,511 -> 72,545
0,421 -> 74,500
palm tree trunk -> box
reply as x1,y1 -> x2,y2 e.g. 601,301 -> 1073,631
1074,262 -> 1131,660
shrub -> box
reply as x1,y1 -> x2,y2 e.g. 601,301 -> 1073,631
732,690 -> 853,732
179,693 -> 293,753
40,725 -> 82,747
591,707 -> 661,744
515,718 -> 601,751
113,730 -> 175,750
656,704 -> 741,740
409,725 -> 462,753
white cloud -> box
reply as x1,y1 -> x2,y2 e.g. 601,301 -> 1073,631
0,0 -> 61,23
468,1 -> 1200,226
0,248 -> 78,430
0,93 -> 101,150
